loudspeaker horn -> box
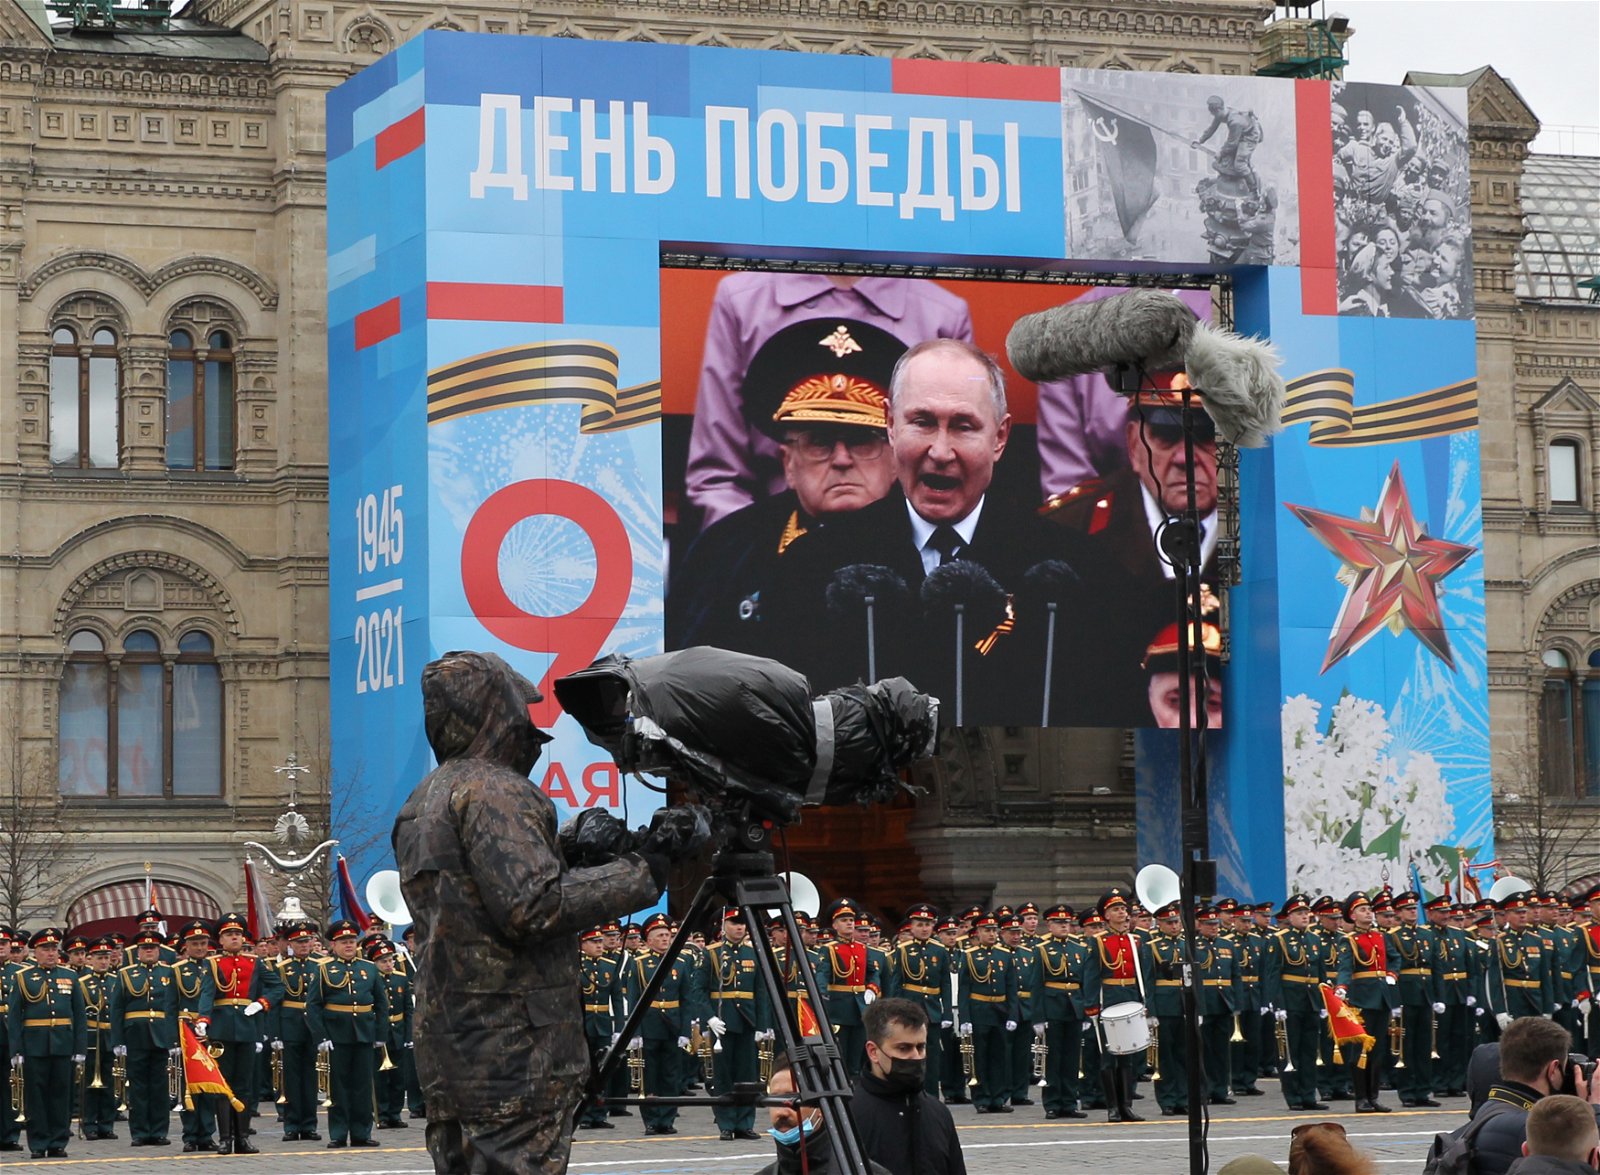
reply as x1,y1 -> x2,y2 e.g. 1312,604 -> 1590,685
1136,863 -> 1182,914
779,872 -> 820,918
1488,875 -> 1532,904
365,869 -> 412,927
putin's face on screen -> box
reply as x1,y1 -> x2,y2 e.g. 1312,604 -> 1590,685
889,342 -> 1010,526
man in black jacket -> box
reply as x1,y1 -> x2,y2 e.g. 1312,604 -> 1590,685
852,998 -> 967,1175
1470,1018 -> 1600,1175
1509,1095 -> 1600,1174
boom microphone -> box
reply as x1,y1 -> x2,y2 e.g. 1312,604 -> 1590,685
1006,288 -> 1196,383
1006,289 -> 1287,448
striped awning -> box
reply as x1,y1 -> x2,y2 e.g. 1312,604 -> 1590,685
68,879 -> 222,928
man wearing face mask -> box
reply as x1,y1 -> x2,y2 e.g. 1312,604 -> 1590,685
848,998 -> 967,1175
754,1057 -> 891,1175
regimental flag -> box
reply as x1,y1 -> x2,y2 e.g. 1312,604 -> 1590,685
797,997 -> 820,1038
1075,93 -> 1159,239
1320,983 -> 1376,1068
243,859 -> 276,943
179,1019 -> 245,1111
336,855 -> 372,933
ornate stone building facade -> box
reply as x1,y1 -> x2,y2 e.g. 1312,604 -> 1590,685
5,1 -> 1589,924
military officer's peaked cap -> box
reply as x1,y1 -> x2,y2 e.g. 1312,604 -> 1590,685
31,926 -> 66,948
1392,891 -> 1419,910
743,318 -> 906,439
136,907 -> 162,927
64,932 -> 91,953
958,905 -> 984,921
215,912 -> 250,937
1310,895 -> 1336,914
1341,892 -> 1372,921
997,914 -> 1020,931
1499,892 -> 1531,911
935,917 -> 961,934
1129,385 -> 1218,440
640,912 -> 672,935
1214,898 -> 1239,914
1423,894 -> 1452,911
0,925 -> 13,943
1583,885 -> 1600,905
133,928 -> 164,948
1096,888 -> 1130,917
1017,902 -> 1041,917
364,939 -> 395,960
1080,910 -> 1105,928
906,903 -> 938,923
327,919 -> 361,941
825,898 -> 860,924
972,914 -> 998,930
1155,902 -> 1181,919
180,919 -> 211,943
1044,904 -> 1074,922
1197,905 -> 1221,922
89,936 -> 115,953
602,920 -> 621,934
579,926 -> 605,943
286,923 -> 315,942
1278,894 -> 1311,917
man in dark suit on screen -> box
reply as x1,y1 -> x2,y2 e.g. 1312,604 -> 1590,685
769,339 -> 1086,725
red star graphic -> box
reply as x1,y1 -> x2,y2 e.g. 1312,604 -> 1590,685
1285,461 -> 1475,673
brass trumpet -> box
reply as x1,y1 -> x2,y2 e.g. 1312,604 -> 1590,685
1390,1017 -> 1406,1069
1230,1013 -> 1245,1044
758,1035 -> 775,1083
1431,1012 -> 1441,1061
627,1039 -> 646,1096
317,1049 -> 334,1107
1148,1019 -> 1161,1081
378,1043 -> 398,1073
1031,1037 -> 1049,1087
168,1051 -> 183,1103
273,1048 -> 287,1105
11,1057 -> 23,1111
114,1054 -> 127,1110
1275,1016 -> 1294,1073
690,1025 -> 714,1083
960,1034 -> 977,1086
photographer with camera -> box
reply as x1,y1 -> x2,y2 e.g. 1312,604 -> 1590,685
1440,1018 -> 1600,1175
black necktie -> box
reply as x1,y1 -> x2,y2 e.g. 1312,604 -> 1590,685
927,525 -> 963,566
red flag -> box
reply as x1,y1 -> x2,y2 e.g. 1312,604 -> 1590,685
179,1019 -> 245,1111
1320,984 -> 1376,1068
1076,93 -> 1160,238
243,859 -> 276,942
336,855 -> 372,932
797,997 -> 819,1038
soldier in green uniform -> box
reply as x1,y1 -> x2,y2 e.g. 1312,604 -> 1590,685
122,912 -> 176,968
956,913 -> 1017,1115
1220,899 -> 1266,1097
704,907 -> 768,1141
269,922 -> 320,1142
1195,905 -> 1241,1105
396,926 -> 424,1122
170,921 -> 217,1150
1147,903 -> 1189,1115
885,903 -> 950,1100
1032,903 -> 1093,1119
998,913 -> 1037,1107
77,937 -> 119,1140
307,919 -> 387,1149
1424,894 -> 1473,1097
622,912 -> 694,1136
64,933 -> 90,975
109,928 -> 178,1148
0,926 -> 20,1152
368,939 -> 409,1130
6,927 -> 88,1159
1496,890 -> 1555,1021
577,927 -> 621,1131
1540,893 -> 1582,1046
1310,895 -> 1354,1101
1386,891 -> 1444,1107
934,917 -> 967,1104
1263,894 -> 1329,1111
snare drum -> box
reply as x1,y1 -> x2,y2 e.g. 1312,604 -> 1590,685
1099,1001 -> 1151,1056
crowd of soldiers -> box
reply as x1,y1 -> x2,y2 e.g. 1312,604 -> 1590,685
579,882 -> 1600,1132
0,907 -> 418,1160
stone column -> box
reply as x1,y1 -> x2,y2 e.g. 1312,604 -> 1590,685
120,334 -> 169,474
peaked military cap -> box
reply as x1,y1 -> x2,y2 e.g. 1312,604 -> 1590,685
744,318 -> 906,439
180,919 -> 212,943
640,912 -> 672,935
31,926 -> 65,948
905,903 -> 938,923
1044,904 -> 1074,922
133,928 -> 165,948
327,918 -> 361,941
1097,888 -> 1130,917
825,898 -> 860,924
215,912 -> 249,937
1341,891 -> 1372,922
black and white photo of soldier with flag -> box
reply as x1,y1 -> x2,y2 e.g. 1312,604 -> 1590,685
1063,70 -> 1302,266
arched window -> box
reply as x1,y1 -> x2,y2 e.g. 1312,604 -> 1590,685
166,328 -> 236,470
173,631 -> 223,796
50,326 -> 121,468
58,625 -> 225,799
1549,439 -> 1582,506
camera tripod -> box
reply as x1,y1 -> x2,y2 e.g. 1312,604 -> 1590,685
581,802 -> 873,1174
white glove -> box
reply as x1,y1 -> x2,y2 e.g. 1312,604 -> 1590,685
374,1041 -> 386,1050
271,1039 -> 284,1052
1004,1020 -> 1018,1032
1466,995 -> 1478,1007
1334,986 -> 1348,999
940,1020 -> 952,1030
760,1030 -> 777,1043
707,1016 -> 727,1038
677,1036 -> 691,1050
317,1039 -> 334,1054
113,1045 -> 128,1058
243,1000 -> 265,1018
1147,1016 -> 1159,1030
630,1037 -> 643,1050
1033,1023 -> 1048,1038
1555,1002 -> 1565,1012
1432,1002 -> 1446,1014
610,1032 -> 621,1046
72,1054 -> 86,1065
168,1048 -> 180,1058
1275,1009 -> 1288,1023
863,990 -> 876,1006
1495,1013 -> 1513,1031
1390,1007 -> 1404,1020
1082,1021 -> 1093,1034
1475,1007 -> 1485,1017
1582,998 -> 1594,1015
404,1041 -> 414,1049
1385,974 -> 1397,985
254,1042 -> 264,1054
194,1021 -> 208,1040
1197,1015 -> 1205,1026
9,1055 -> 20,1070
1318,1008 -> 1328,1020
959,1023 -> 973,1038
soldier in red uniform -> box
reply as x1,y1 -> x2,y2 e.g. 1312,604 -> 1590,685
202,913 -> 283,1153
1091,888 -> 1150,1123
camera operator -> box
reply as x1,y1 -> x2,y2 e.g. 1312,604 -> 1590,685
1510,1095 -> 1600,1174
393,651 -> 709,1175
1469,1019 -> 1600,1175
